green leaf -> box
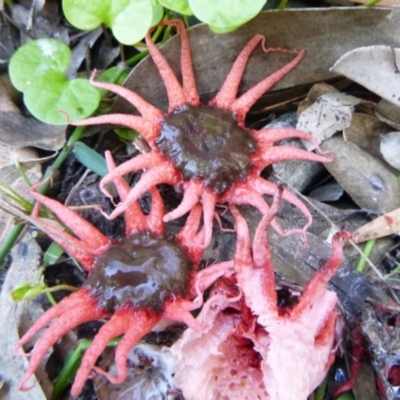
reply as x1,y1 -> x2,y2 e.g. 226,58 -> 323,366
23,77 -> 100,125
157,0 -> 193,15
43,242 -> 66,266
63,0 -> 154,45
9,39 -> 101,125
113,127 -> 140,141
150,0 -> 164,26
73,142 -> 108,177
188,0 -> 265,30
209,23 -> 242,34
9,39 -> 70,92
11,282 -> 45,301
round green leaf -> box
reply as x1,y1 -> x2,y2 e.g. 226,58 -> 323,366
112,0 -> 153,44
62,0 -> 110,29
63,0 -> 154,45
188,0 -> 265,30
150,0 -> 164,26
209,23 -> 242,34
24,78 -> 100,125
157,0 -> 193,16
9,39 -> 70,92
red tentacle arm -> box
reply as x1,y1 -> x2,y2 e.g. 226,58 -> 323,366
247,174 -> 312,240
15,291 -> 92,355
146,187 -> 165,236
230,205 -> 279,317
223,183 -> 298,238
253,144 -> 332,172
232,50 -> 305,123
99,152 -> 165,199
197,189 -> 216,249
254,127 -> 332,155
290,230 -> 352,319
30,182 -> 110,254
18,290 -> 107,391
210,35 -> 265,110
194,261 -> 235,294
72,114 -> 160,146
104,162 -> 179,220
163,180 -> 203,222
176,204 -> 204,264
88,70 -> 163,123
145,31 -> 185,112
104,150 -> 148,234
163,20 -> 200,106
71,308 -> 159,395
164,298 -> 204,331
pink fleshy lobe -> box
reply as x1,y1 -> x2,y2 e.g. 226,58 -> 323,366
172,195 -> 351,400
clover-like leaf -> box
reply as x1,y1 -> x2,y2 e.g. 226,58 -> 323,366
9,40 -> 69,92
9,39 -> 100,125
151,0 -> 165,26
157,0 -> 193,16
188,0 -> 265,31
62,0 -> 154,45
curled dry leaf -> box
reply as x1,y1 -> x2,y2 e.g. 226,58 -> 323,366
380,132 -> 400,170
331,46 -> 400,107
344,113 -> 392,160
0,234 -> 50,400
115,8 -> 400,113
375,99 -> 400,130
352,207 -> 400,243
297,88 -> 370,151
321,135 -> 400,214
0,74 -> 66,151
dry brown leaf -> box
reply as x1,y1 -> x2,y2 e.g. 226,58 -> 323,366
352,208 -> 400,243
0,234 -> 50,400
380,132 -> 400,170
297,92 -> 368,150
331,46 -> 400,107
116,8 -> 400,113
0,74 -> 66,151
344,113 -> 392,160
375,99 -> 400,130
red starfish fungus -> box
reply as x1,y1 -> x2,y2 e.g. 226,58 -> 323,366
15,153 -> 233,397
71,19 -> 332,249
172,189 -> 351,400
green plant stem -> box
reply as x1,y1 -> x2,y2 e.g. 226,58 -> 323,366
336,392 -> 355,400
356,239 -> 376,273
152,25 -> 164,42
314,376 -> 328,400
125,50 -> 150,67
15,161 -> 33,187
0,126 -> 86,266
162,26 -> 172,43
278,0 -> 289,9
364,0 -> 381,6
0,183 -> 33,211
52,337 -> 120,399
41,284 -> 79,294
183,15 -> 189,28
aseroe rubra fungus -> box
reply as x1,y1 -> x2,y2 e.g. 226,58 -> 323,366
72,19 -> 331,249
15,153 -> 233,396
172,189 -> 351,399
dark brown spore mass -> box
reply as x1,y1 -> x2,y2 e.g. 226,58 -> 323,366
157,105 -> 256,194
85,232 -> 192,314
